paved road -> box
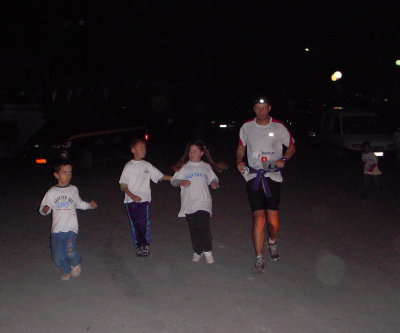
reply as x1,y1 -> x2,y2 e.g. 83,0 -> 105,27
1,143 -> 399,333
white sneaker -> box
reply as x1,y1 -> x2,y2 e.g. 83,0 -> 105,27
61,273 -> 71,281
203,251 -> 214,264
71,264 -> 81,278
192,252 -> 203,262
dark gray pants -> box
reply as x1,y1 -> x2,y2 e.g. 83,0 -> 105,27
363,174 -> 383,191
186,210 -> 212,255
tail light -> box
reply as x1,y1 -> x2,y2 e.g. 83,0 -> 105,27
36,159 -> 47,164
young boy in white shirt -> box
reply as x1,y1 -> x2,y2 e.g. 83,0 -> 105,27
119,139 -> 171,257
39,161 -> 97,280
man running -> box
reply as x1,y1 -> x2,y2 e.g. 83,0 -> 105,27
236,96 -> 296,272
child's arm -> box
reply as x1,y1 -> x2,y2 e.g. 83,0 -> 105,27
160,175 -> 172,181
170,179 -> 191,187
75,192 -> 98,210
208,166 -> 219,190
210,180 -> 219,190
41,205 -> 51,215
170,167 -> 190,187
367,163 -> 378,172
39,191 -> 52,215
120,183 -> 142,202
89,200 -> 98,209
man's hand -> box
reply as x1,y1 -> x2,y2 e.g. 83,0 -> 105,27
236,143 -> 246,173
42,205 -> 50,214
276,159 -> 286,169
236,161 -> 246,173
180,180 -> 191,187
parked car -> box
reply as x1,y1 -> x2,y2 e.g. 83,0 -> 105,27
22,124 -> 149,169
318,106 -> 396,157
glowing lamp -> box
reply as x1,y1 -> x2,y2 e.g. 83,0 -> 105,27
331,71 -> 342,81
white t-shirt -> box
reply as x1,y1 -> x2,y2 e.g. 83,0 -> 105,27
239,117 -> 294,182
171,161 -> 218,217
119,159 -> 164,203
362,152 -> 382,175
39,185 -> 93,234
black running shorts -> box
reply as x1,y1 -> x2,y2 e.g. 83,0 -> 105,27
246,177 -> 281,211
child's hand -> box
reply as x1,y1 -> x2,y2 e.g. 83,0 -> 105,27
180,180 -> 191,187
89,200 -> 98,209
131,194 -> 142,202
42,205 -> 50,214
210,182 -> 219,190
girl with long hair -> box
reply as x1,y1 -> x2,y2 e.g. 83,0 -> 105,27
170,140 -> 220,263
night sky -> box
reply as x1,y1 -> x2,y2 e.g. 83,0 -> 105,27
2,1 -> 400,109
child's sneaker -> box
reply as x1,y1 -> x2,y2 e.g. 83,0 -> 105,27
136,247 -> 143,257
192,252 -> 203,262
61,273 -> 71,280
141,245 -> 150,257
267,241 -> 280,261
253,256 -> 265,273
71,264 -> 81,278
203,251 -> 214,264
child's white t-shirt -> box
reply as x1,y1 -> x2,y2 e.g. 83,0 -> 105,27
39,185 -> 93,234
361,152 -> 382,175
119,160 -> 164,203
171,161 -> 218,217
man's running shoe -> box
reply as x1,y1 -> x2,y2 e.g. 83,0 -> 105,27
253,256 -> 265,273
136,247 -> 143,257
192,252 -> 203,262
267,242 -> 280,261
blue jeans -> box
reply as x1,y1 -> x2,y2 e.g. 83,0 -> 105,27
51,231 -> 81,274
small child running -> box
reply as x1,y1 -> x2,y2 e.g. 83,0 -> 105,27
170,140 -> 220,264
361,141 -> 383,195
39,161 -> 97,280
119,138 -> 171,257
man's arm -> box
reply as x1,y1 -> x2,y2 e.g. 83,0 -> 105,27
276,143 -> 296,168
236,143 -> 246,173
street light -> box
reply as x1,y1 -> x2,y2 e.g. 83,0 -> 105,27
331,71 -> 342,81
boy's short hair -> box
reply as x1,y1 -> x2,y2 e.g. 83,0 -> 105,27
130,138 -> 146,150
53,160 -> 73,173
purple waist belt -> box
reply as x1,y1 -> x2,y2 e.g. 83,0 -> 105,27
248,166 -> 281,198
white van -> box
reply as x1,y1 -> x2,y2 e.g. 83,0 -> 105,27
319,107 -> 396,156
